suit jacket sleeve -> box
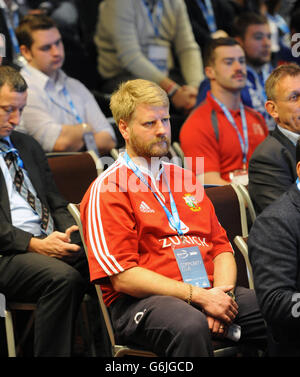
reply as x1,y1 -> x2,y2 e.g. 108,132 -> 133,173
248,135 -> 296,214
248,192 -> 300,342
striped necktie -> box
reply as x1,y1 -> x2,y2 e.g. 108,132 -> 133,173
0,140 -> 54,235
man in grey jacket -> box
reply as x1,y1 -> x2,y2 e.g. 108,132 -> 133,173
94,0 -> 204,114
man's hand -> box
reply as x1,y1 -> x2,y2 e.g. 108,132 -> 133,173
171,85 -> 197,111
28,225 -> 81,259
206,315 -> 228,338
194,285 -> 238,324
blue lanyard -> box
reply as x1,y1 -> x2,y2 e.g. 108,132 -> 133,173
5,10 -> 20,54
47,86 -> 83,123
211,94 -> 249,166
0,138 -> 24,168
267,13 -> 290,34
196,0 -> 217,34
297,178 -> 300,191
247,65 -> 270,103
62,87 -> 82,123
142,0 -> 163,37
123,151 -> 183,236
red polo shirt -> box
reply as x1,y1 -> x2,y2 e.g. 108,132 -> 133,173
180,91 -> 268,181
80,156 -> 233,306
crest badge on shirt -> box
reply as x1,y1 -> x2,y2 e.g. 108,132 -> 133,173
182,194 -> 201,212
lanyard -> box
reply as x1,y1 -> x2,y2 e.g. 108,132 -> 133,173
196,0 -> 217,34
297,178 -> 300,191
0,138 -> 24,168
247,65 -> 270,104
62,87 -> 82,123
211,94 -> 249,167
267,13 -> 290,34
4,9 -> 20,55
56,87 -> 99,155
123,151 -> 183,236
47,86 -> 83,123
142,0 -> 163,37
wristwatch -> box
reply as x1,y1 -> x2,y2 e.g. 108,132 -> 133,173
227,291 -> 235,301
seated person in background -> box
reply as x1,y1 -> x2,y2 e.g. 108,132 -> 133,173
248,64 -> 300,215
15,14 -> 116,154
18,1 -> 93,87
80,78 -> 267,357
0,65 -> 89,356
94,0 -> 203,114
180,37 -> 268,186
264,0 -> 290,66
197,12 -> 274,130
184,0 -> 236,55
0,0 -> 25,67
0,0 -> 80,70
249,140 -> 300,356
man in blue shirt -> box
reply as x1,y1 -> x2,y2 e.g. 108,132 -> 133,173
16,14 -> 116,153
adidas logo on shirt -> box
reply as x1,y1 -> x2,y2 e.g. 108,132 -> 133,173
139,201 -> 155,213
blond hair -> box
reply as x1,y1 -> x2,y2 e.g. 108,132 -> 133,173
265,63 -> 300,101
110,79 -> 169,124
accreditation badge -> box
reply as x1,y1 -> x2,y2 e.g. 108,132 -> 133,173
172,245 -> 210,288
148,45 -> 168,74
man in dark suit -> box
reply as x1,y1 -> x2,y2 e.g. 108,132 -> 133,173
248,140 -> 300,356
248,63 -> 300,215
0,65 -> 89,356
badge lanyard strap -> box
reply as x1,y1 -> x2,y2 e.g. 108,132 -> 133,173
296,177 -> 300,191
247,66 -> 268,104
211,94 -> 249,167
142,0 -> 163,37
62,87 -> 83,123
267,13 -> 290,34
123,151 -> 183,236
196,0 -> 217,34
0,138 -> 24,168
47,86 -> 83,124
5,9 -> 20,55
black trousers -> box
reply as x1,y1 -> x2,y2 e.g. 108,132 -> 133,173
0,250 -> 89,356
109,286 -> 267,357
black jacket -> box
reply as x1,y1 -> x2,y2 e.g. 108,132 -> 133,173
249,183 -> 300,350
0,131 -> 78,255
248,126 -> 297,215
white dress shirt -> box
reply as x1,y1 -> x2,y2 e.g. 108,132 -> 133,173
19,64 -> 115,151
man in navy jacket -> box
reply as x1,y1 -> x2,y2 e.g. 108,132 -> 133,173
249,140 -> 300,355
